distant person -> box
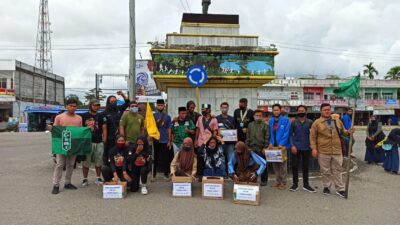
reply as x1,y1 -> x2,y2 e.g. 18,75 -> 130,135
246,109 -> 270,186
365,116 -> 385,164
51,98 -> 82,195
195,104 -> 218,180
234,98 -> 254,142
153,99 -> 172,180
289,105 -> 316,193
228,141 -> 266,183
102,135 -> 130,183
170,137 -> 197,180
310,103 -> 354,198
81,99 -> 107,187
382,128 -> 400,174
268,104 -> 291,190
186,100 -> 201,131
171,107 -> 196,155
119,101 -> 144,145
125,135 -> 151,194
216,102 -> 236,175
200,136 -> 226,177
102,91 -> 130,165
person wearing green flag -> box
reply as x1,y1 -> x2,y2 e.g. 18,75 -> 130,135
51,98 -> 83,195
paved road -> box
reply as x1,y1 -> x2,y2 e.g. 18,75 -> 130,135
0,131 -> 399,225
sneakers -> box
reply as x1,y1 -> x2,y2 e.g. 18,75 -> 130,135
289,184 -> 299,192
141,186 -> 148,195
336,191 -> 346,198
260,181 -> 268,187
64,183 -> 78,190
81,179 -> 89,187
303,184 -> 317,193
95,178 -> 104,185
323,187 -> 331,195
163,175 -> 171,182
51,186 -> 59,195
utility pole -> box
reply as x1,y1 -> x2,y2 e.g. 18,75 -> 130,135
129,0 -> 136,100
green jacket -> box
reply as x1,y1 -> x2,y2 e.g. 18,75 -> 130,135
246,121 -> 270,152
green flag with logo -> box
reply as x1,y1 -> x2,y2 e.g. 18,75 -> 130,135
333,75 -> 361,99
52,126 -> 92,156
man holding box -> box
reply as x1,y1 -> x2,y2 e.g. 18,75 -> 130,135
268,104 -> 291,190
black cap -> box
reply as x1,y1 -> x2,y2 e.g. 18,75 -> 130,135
89,99 -> 100,106
178,107 -> 186,112
157,99 -> 165,104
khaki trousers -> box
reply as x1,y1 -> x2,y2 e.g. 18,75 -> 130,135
272,161 -> 288,185
52,154 -> 76,186
318,153 -> 345,191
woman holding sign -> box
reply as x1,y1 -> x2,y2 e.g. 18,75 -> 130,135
201,136 -> 226,177
228,142 -> 266,183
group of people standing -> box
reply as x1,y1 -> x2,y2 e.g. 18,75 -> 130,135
364,114 -> 400,174
52,92 -> 383,199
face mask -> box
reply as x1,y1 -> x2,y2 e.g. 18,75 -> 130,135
130,107 -> 139,113
254,116 -> 262,122
221,109 -> 228,114
116,142 -> 125,149
109,102 -> 117,110
236,151 -> 243,155
298,113 -> 306,118
183,146 -> 191,152
201,111 -> 208,116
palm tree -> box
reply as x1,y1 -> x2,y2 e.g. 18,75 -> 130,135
385,66 -> 400,80
363,62 -> 378,80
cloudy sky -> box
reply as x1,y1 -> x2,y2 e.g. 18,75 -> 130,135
1,0 -> 400,96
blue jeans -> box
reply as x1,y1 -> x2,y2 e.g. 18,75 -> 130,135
224,143 -> 234,175
203,168 -> 225,177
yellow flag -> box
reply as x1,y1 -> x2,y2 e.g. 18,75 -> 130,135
145,102 -> 160,140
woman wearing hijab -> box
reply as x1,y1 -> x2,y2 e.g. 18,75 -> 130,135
125,135 -> 151,194
365,116 -> 385,164
101,135 -> 130,182
381,128 -> 400,174
228,141 -> 266,183
201,136 -> 226,177
170,137 -> 197,180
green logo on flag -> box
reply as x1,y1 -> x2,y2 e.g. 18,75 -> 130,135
62,130 -> 72,152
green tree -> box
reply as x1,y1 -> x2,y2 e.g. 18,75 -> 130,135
363,62 -> 378,80
65,94 -> 83,106
385,66 -> 400,80
84,88 -> 106,104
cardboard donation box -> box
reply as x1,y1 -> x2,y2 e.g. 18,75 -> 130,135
103,182 -> 127,199
264,147 -> 287,163
172,176 -> 193,197
202,176 -> 224,199
233,183 -> 260,206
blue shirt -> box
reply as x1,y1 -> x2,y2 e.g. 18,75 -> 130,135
228,151 -> 266,177
342,114 -> 352,130
269,116 -> 291,149
154,112 -> 171,144
290,118 -> 313,151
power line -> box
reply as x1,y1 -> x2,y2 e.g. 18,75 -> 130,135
179,0 -> 187,12
260,39 -> 400,57
185,0 -> 191,13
